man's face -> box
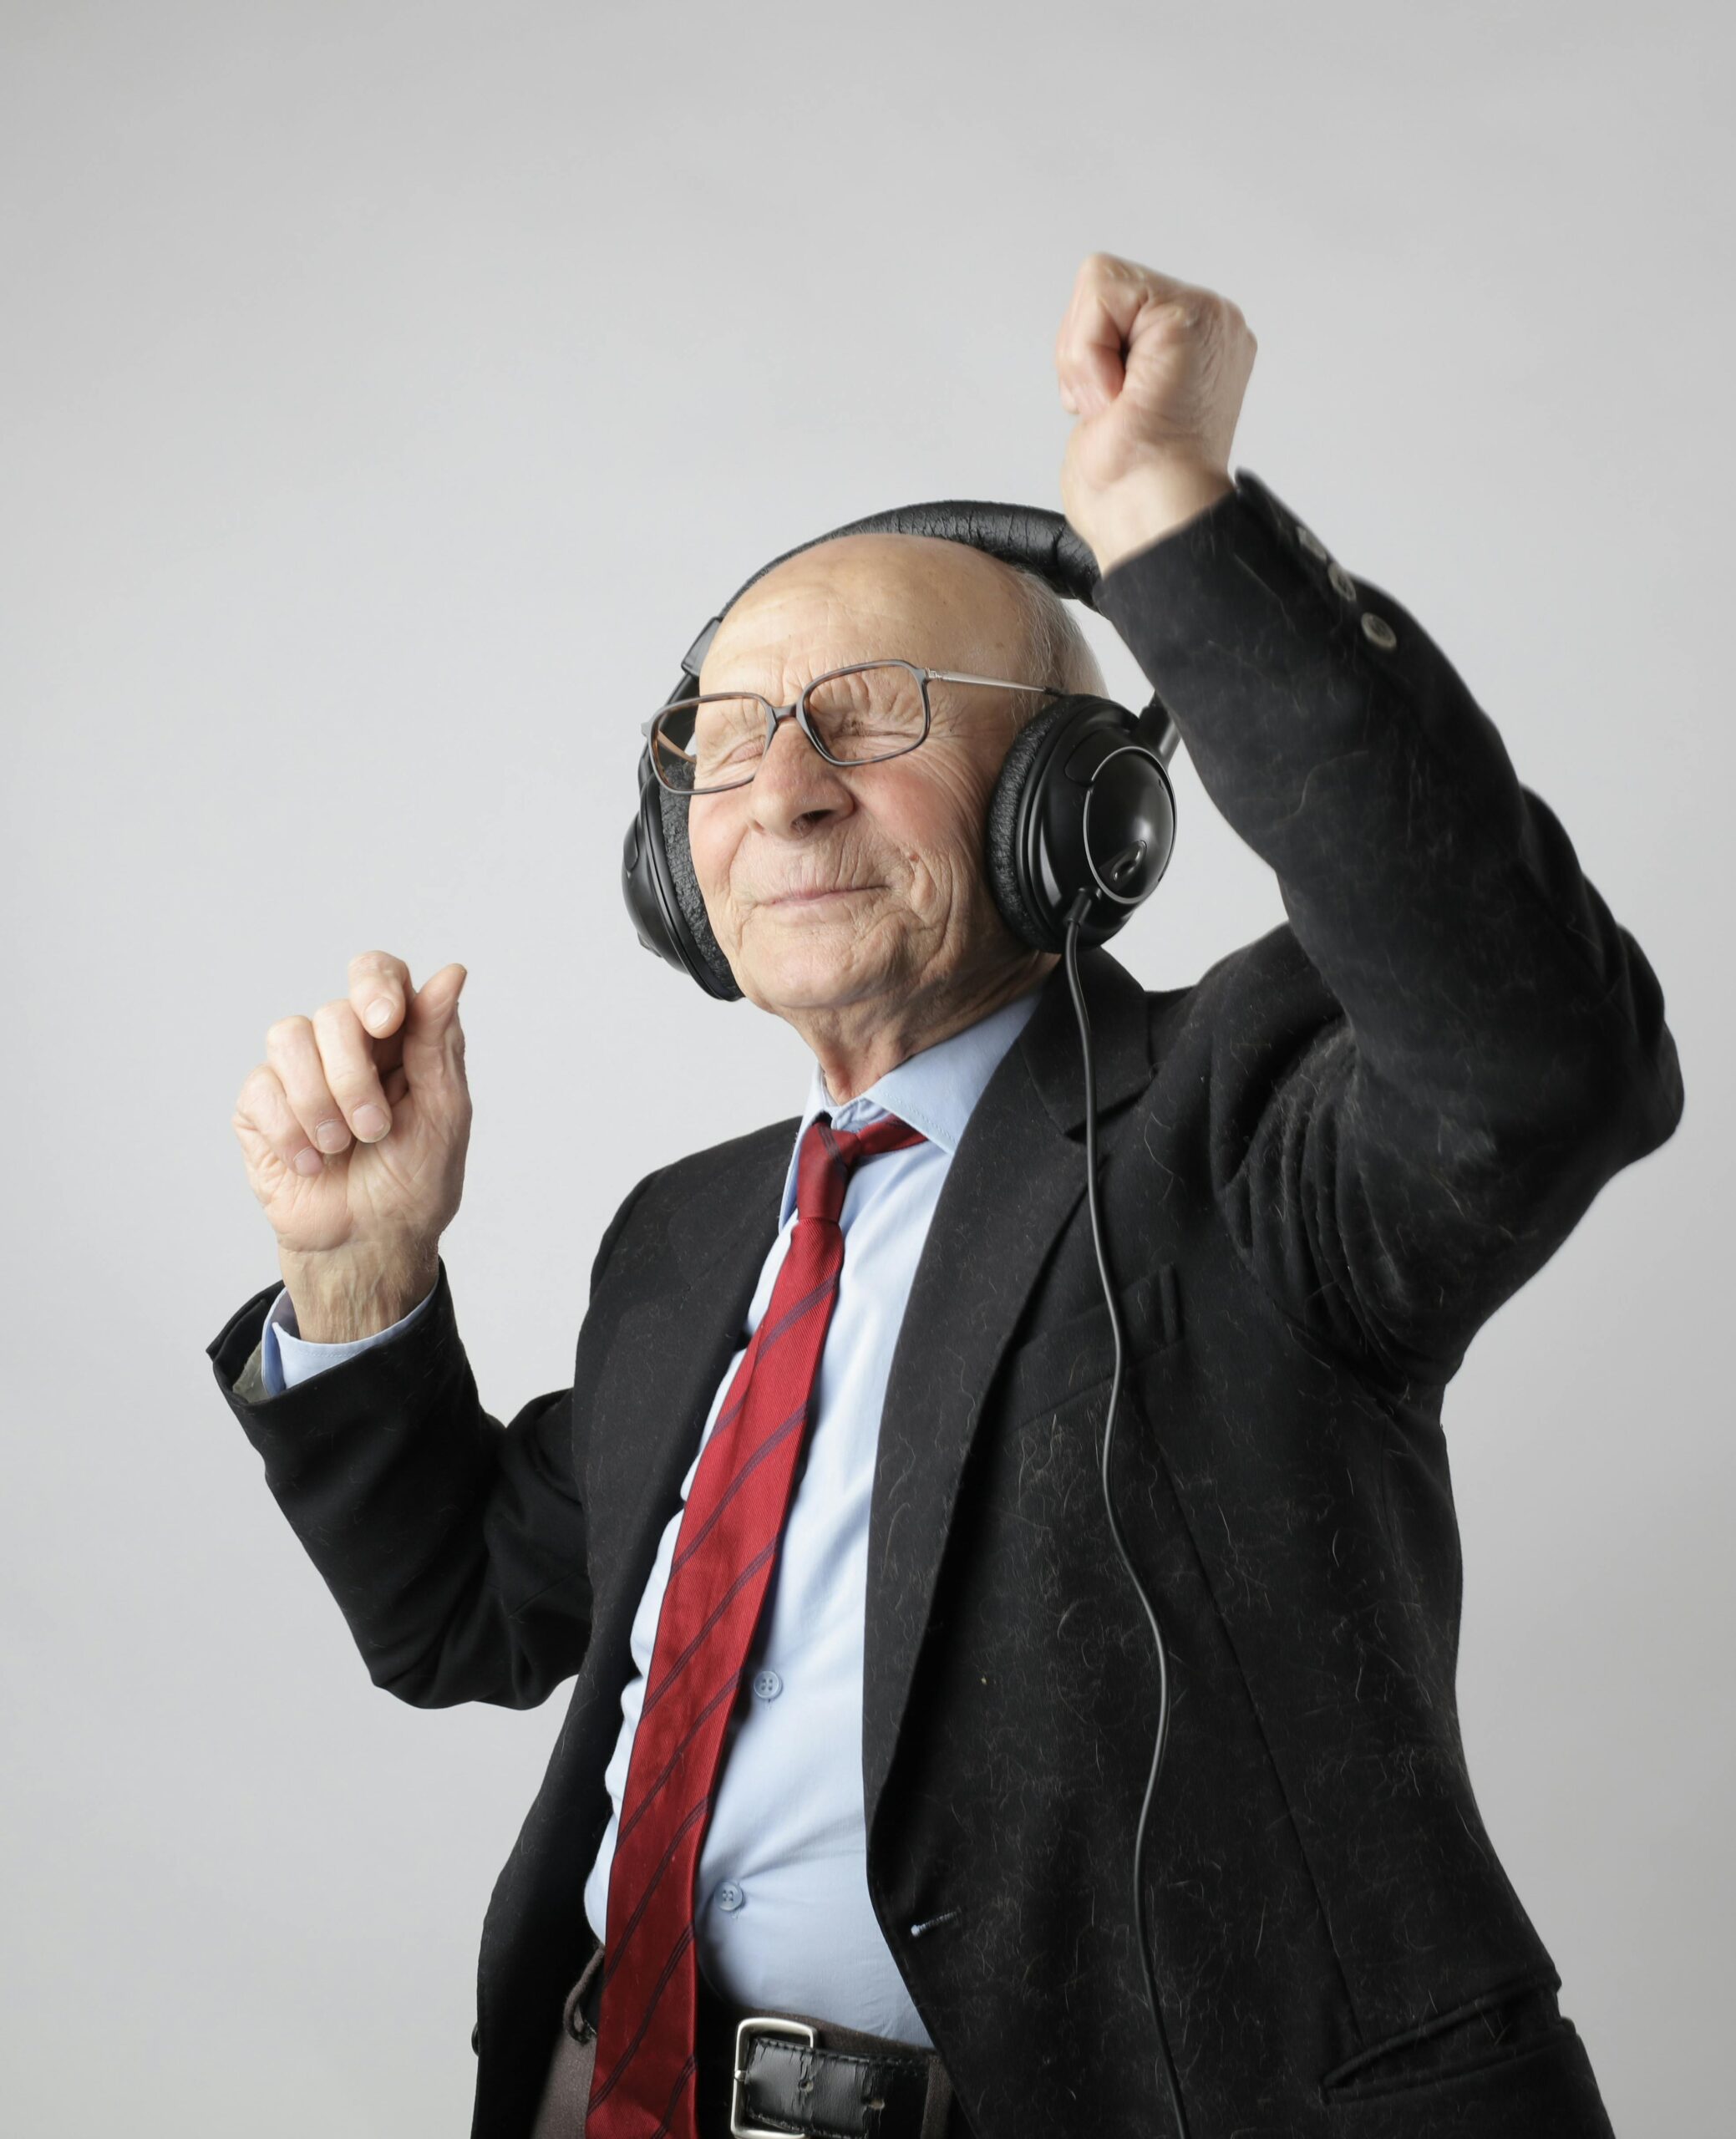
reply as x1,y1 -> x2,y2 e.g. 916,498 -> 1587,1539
686,534 -> 1048,1028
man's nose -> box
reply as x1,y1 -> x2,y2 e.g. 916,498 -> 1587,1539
747,714 -> 852,833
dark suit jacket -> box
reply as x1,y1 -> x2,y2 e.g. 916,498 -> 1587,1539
208,470 -> 1683,2139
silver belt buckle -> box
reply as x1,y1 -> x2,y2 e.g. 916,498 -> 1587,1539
731,2015 -> 817,2138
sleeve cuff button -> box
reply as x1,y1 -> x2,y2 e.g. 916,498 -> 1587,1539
1297,525 -> 1329,560
1360,612 -> 1398,650
1328,561 -> 1358,602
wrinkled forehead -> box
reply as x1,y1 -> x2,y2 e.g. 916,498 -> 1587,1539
697,531 -> 1029,698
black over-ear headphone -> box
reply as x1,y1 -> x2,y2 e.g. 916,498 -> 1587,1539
621,500 -> 1180,998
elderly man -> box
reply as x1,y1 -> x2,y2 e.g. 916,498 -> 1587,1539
210,253 -> 1683,2139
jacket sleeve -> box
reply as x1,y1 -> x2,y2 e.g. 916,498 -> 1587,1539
205,1170 -> 655,1708
1094,468 -> 1684,1390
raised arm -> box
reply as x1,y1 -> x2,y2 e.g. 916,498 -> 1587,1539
1104,470 -> 1679,1383
1055,252 -> 1683,1387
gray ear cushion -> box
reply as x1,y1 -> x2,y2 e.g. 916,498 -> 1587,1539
657,785 -> 742,998
986,700 -> 1079,950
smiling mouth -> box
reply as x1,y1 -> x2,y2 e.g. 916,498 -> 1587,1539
764,885 -> 879,906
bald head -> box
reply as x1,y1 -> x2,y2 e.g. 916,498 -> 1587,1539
699,531 -> 1104,708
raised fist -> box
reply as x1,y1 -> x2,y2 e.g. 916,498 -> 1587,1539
1054,251 -> 1256,572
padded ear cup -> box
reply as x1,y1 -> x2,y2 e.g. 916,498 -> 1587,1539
657,785 -> 742,1000
987,695 -> 1175,954
621,753 -> 743,1001
985,700 -> 1078,951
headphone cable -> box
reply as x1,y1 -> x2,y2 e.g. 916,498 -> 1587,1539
1063,899 -> 1192,2139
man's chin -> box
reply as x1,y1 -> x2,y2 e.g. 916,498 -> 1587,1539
733,936 -> 901,1018
725,894 -> 921,1011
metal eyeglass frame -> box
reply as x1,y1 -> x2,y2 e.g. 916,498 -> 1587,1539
640,658 -> 1062,795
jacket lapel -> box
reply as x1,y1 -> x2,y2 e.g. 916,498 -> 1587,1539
581,1126 -> 792,1654
860,948 -> 1153,1834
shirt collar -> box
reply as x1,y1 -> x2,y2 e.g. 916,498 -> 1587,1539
776,984 -> 1046,1228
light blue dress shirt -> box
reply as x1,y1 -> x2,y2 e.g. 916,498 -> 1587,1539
260,984 -> 1043,2045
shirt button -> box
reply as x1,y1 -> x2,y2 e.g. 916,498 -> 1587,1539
752,1669 -> 784,1700
715,1882 -> 745,1913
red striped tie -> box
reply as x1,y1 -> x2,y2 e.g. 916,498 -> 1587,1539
583,1108 -> 927,2139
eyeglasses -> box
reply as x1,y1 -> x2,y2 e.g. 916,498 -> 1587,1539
641,659 -> 1061,795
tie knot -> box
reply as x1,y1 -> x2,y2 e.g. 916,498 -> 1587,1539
794,1110 -> 926,1225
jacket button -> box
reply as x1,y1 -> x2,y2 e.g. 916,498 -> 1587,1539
1327,561 -> 1358,602
470,2021 -> 481,2055
1360,612 -> 1398,650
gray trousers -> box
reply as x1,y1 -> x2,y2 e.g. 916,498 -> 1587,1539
529,1943 -> 607,2139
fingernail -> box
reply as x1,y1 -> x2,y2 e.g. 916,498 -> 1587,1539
315,1119 -> 348,1152
294,1147 -> 324,1176
354,1104 -> 389,1141
367,998 -> 395,1032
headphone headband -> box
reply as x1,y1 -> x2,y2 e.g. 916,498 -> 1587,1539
667,497 -> 1108,701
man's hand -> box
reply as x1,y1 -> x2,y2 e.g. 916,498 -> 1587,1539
1054,251 -> 1257,574
231,952 -> 471,1340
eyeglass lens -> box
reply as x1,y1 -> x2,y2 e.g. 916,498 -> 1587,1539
652,663 -> 926,793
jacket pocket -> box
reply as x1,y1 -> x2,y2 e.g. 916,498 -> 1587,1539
1321,1975 -> 1573,2104
1319,2022 -> 1610,2139
995,1262 -> 1182,1422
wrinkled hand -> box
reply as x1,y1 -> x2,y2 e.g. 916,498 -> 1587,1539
1054,251 -> 1257,573
231,953 -> 471,1337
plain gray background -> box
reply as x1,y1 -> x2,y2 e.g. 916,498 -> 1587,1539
3,3 -> 1728,2132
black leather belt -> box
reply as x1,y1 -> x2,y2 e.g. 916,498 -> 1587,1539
576,1946 -> 955,2138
